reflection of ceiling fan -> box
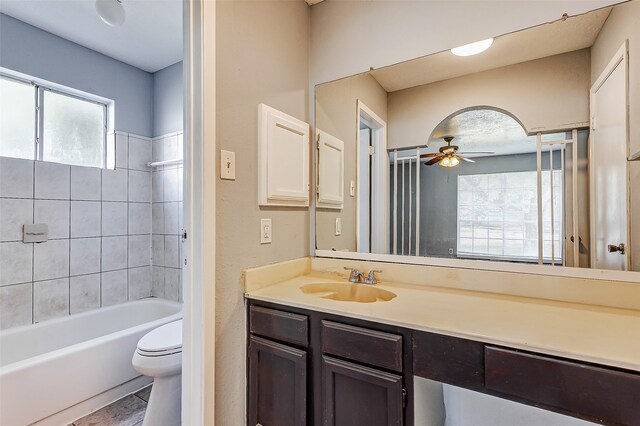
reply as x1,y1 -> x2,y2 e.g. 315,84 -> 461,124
420,136 -> 494,168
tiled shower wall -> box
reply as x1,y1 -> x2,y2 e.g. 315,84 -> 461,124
0,133 -> 153,330
150,132 -> 183,303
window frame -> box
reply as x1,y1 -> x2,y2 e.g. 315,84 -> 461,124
1,72 -> 110,168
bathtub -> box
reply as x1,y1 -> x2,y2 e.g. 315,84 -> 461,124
0,298 -> 182,426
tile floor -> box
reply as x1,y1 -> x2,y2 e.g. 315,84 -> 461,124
70,385 -> 151,426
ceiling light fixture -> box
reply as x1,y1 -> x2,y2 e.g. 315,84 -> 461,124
451,38 -> 494,57
95,0 -> 126,27
439,155 -> 460,168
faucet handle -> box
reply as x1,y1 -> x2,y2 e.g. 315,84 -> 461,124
364,270 -> 382,285
344,267 -> 362,283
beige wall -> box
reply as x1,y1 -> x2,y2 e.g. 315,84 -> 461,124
591,0 -> 640,270
315,73 -> 387,251
387,49 -> 591,150
215,1 -> 310,424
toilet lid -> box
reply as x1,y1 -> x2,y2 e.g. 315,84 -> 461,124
137,320 -> 182,353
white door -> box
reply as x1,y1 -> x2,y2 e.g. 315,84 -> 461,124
358,128 -> 371,252
590,45 -> 629,270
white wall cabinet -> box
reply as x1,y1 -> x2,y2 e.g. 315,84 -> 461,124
316,129 -> 344,210
258,104 -> 310,207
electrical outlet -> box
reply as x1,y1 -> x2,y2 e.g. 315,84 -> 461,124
335,218 -> 342,236
260,218 -> 272,244
448,248 -> 454,255
221,150 -> 236,180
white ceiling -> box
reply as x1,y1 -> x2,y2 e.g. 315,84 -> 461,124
372,7 -> 611,93
0,0 -> 182,73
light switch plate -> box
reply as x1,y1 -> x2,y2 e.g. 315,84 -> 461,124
221,150 -> 236,180
335,218 -> 342,236
350,180 -> 356,197
260,218 -> 272,244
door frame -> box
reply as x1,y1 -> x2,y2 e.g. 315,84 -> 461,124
356,100 -> 388,254
182,0 -> 214,424
589,40 -> 630,270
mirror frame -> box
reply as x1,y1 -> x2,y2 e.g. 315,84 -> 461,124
313,2 -> 640,284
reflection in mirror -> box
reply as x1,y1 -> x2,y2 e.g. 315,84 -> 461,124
315,1 -> 640,272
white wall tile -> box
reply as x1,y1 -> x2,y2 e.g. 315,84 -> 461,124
102,169 -> 128,202
0,283 -> 32,329
177,166 -> 183,200
0,198 -> 33,242
70,274 -> 100,314
162,168 -> 179,202
116,133 -> 129,169
0,157 -> 33,199
128,137 -> 151,171
102,236 -> 127,271
128,266 -> 151,299
70,237 -> 101,276
34,200 -> 69,240
128,235 -> 150,267
102,202 -> 127,236
101,270 -> 127,306
33,278 -> 69,323
35,161 -> 70,200
71,166 -> 101,201
152,235 -> 164,266
164,268 -> 180,302
177,133 -> 183,161
152,203 -> 164,234
164,235 -> 179,268
0,242 -> 33,286
152,266 -> 164,297
178,202 -> 183,236
106,133 -> 116,169
163,202 -> 179,235
128,170 -> 151,202
162,135 -> 178,161
33,239 -> 69,281
129,203 -> 151,235
71,201 -> 101,238
152,171 -> 163,202
152,139 -> 164,163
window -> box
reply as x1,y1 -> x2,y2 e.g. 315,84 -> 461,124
457,170 -> 563,263
0,74 -> 108,168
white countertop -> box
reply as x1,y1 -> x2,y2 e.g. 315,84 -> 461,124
245,273 -> 640,372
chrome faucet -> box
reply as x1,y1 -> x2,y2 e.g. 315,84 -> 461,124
344,268 -> 382,285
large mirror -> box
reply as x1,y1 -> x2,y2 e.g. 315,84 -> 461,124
315,1 -> 640,272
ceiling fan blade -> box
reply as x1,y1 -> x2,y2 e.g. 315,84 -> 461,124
419,153 -> 439,158
456,151 -> 495,155
459,156 -> 475,163
424,157 -> 441,166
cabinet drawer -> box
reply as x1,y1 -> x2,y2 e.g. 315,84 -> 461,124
321,320 -> 402,372
485,346 -> 640,426
249,306 -> 308,347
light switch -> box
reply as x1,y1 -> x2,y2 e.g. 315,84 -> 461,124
260,218 -> 272,244
221,150 -> 236,180
350,180 -> 356,197
335,218 -> 342,236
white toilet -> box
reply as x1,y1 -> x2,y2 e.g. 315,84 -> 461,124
132,320 -> 183,426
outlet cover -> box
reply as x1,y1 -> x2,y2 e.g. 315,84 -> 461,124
260,218 -> 272,244
335,218 -> 342,236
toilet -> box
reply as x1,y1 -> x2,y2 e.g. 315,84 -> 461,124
132,320 -> 183,426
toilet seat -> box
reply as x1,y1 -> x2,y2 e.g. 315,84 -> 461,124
136,320 -> 182,357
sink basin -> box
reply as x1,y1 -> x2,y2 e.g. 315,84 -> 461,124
300,283 -> 397,303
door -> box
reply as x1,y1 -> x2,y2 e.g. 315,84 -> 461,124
322,356 -> 403,426
590,43 -> 629,270
358,128 -> 372,252
248,336 -> 307,426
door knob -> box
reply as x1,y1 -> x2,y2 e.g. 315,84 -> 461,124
607,243 -> 625,254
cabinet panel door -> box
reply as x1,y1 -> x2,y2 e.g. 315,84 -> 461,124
322,356 -> 403,426
248,336 -> 307,426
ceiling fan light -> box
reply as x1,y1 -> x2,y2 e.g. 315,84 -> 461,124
450,156 -> 460,167
451,38 -> 493,57
95,0 -> 125,27
440,156 -> 451,167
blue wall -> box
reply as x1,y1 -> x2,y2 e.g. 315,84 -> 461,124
0,14 -> 154,137
153,61 -> 183,137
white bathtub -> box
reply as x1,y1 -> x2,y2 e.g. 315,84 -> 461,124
0,298 -> 182,426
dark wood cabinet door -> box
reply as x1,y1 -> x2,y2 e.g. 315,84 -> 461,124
322,356 -> 403,426
248,336 -> 307,426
